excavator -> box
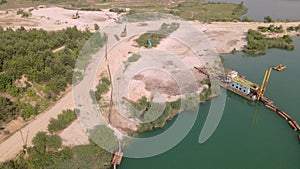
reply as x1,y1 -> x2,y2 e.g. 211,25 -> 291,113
72,10 -> 80,19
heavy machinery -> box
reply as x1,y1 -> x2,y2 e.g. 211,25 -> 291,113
120,25 -> 127,37
258,67 -> 272,100
72,10 -> 80,19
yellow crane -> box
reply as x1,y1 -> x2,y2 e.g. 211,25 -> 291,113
257,67 -> 272,100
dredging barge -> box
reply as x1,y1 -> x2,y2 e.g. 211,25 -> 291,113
195,66 -> 300,142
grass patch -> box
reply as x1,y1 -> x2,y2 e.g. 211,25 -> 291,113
136,22 -> 180,47
170,1 -> 247,22
128,53 -> 141,62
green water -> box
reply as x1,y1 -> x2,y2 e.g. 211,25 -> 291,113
119,38 -> 300,169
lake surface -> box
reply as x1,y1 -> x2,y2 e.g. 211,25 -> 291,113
207,0 -> 300,21
119,38 -> 300,168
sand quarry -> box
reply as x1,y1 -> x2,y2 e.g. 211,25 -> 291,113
1,6 -> 300,162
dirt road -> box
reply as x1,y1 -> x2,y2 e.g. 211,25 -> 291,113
0,91 -> 74,162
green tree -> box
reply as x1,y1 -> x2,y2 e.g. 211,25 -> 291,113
48,109 -> 77,133
94,23 -> 100,30
264,16 -> 273,23
0,72 -> 12,91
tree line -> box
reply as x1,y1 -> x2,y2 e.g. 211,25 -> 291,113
0,26 -> 106,126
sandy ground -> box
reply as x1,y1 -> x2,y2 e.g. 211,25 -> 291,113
0,7 -> 117,31
192,21 -> 300,53
1,6 -> 300,162
59,119 -> 89,147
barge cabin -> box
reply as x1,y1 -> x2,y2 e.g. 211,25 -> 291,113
224,69 -> 260,101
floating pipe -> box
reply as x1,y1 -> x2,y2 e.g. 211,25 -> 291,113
288,121 -> 298,131
277,111 -> 288,120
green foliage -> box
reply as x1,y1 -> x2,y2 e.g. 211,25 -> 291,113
0,97 -> 17,125
286,24 -> 300,32
136,22 -> 179,47
0,0 -> 7,5
94,23 -> 99,30
95,77 -> 110,101
27,132 -> 70,169
133,96 -> 151,112
0,136 -> 111,169
16,10 -> 29,17
22,104 -> 38,119
171,1 -> 247,22
258,25 -> 283,33
32,132 -> 62,152
170,99 -> 181,110
241,15 -> 254,22
137,103 -> 177,132
109,8 -> 126,14
47,143 -> 112,169
287,26 -> 295,31
78,7 -> 102,11
232,1 -> 247,16
76,32 -> 107,70
128,53 -> 141,62
114,34 -> 120,41
0,72 -> 12,91
136,32 -> 166,47
200,87 -> 212,102
243,29 -> 294,55
47,109 -> 77,133
201,78 -> 211,87
264,16 -> 273,23
89,125 -> 118,152
0,26 -> 100,124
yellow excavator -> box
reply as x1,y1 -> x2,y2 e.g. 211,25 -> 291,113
72,10 -> 80,19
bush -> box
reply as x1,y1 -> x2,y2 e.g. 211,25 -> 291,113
0,72 -> 12,91
0,0 -> 7,5
47,109 -> 77,133
95,77 -> 110,101
128,54 -> 141,62
94,24 -> 99,30
136,22 -> 179,47
16,10 -> 29,18
32,132 -> 62,152
243,29 -> 294,55
264,16 -> 273,23
200,87 -> 212,102
0,97 -> 17,126
109,8 -> 126,14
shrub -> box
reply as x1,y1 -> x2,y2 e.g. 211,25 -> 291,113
94,24 -> 99,31
95,77 -> 110,101
47,109 -> 77,133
